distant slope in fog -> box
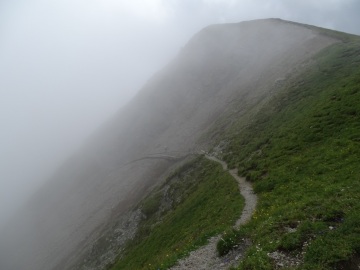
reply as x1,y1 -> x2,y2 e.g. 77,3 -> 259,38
0,19 -> 340,270
108,27 -> 360,270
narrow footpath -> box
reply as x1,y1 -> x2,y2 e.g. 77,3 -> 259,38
169,155 -> 258,270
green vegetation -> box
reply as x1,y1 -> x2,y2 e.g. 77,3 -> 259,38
109,32 -> 360,270
110,157 -> 244,270
219,39 -> 360,269
217,228 -> 247,256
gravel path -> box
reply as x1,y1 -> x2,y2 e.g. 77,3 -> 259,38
169,155 -> 257,270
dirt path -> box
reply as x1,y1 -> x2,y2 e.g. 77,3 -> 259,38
169,155 -> 257,270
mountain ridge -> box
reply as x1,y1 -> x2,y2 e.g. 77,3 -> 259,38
0,18 -> 356,270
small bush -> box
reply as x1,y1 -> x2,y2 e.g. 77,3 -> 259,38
217,229 -> 245,256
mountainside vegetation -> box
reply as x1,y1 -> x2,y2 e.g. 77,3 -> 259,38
1,19 -> 359,270
110,157 -> 244,270
108,27 -> 360,269
220,36 -> 360,269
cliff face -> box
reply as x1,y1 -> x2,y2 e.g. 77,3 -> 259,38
0,19 -> 338,270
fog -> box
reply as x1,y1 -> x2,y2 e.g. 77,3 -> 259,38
0,0 -> 359,230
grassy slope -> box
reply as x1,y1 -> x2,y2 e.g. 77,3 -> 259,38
110,157 -> 244,270
220,36 -> 360,269
108,29 -> 360,270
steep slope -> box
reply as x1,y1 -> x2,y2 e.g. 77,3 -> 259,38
109,27 -> 360,270
220,37 -> 360,269
110,156 -> 246,270
0,19 -> 340,270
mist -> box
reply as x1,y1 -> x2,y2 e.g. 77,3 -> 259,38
1,0 -> 359,236
1,1 -> 360,269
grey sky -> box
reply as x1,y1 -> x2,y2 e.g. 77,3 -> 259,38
0,0 -> 359,227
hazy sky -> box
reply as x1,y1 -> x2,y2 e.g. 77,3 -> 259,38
0,0 -> 359,227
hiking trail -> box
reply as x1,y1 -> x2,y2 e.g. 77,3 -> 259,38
169,155 -> 257,270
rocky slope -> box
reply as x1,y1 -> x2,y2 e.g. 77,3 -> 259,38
0,19 -> 339,270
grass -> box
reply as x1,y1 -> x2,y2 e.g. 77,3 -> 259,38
218,38 -> 360,269
108,32 -> 360,270
110,157 -> 244,270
